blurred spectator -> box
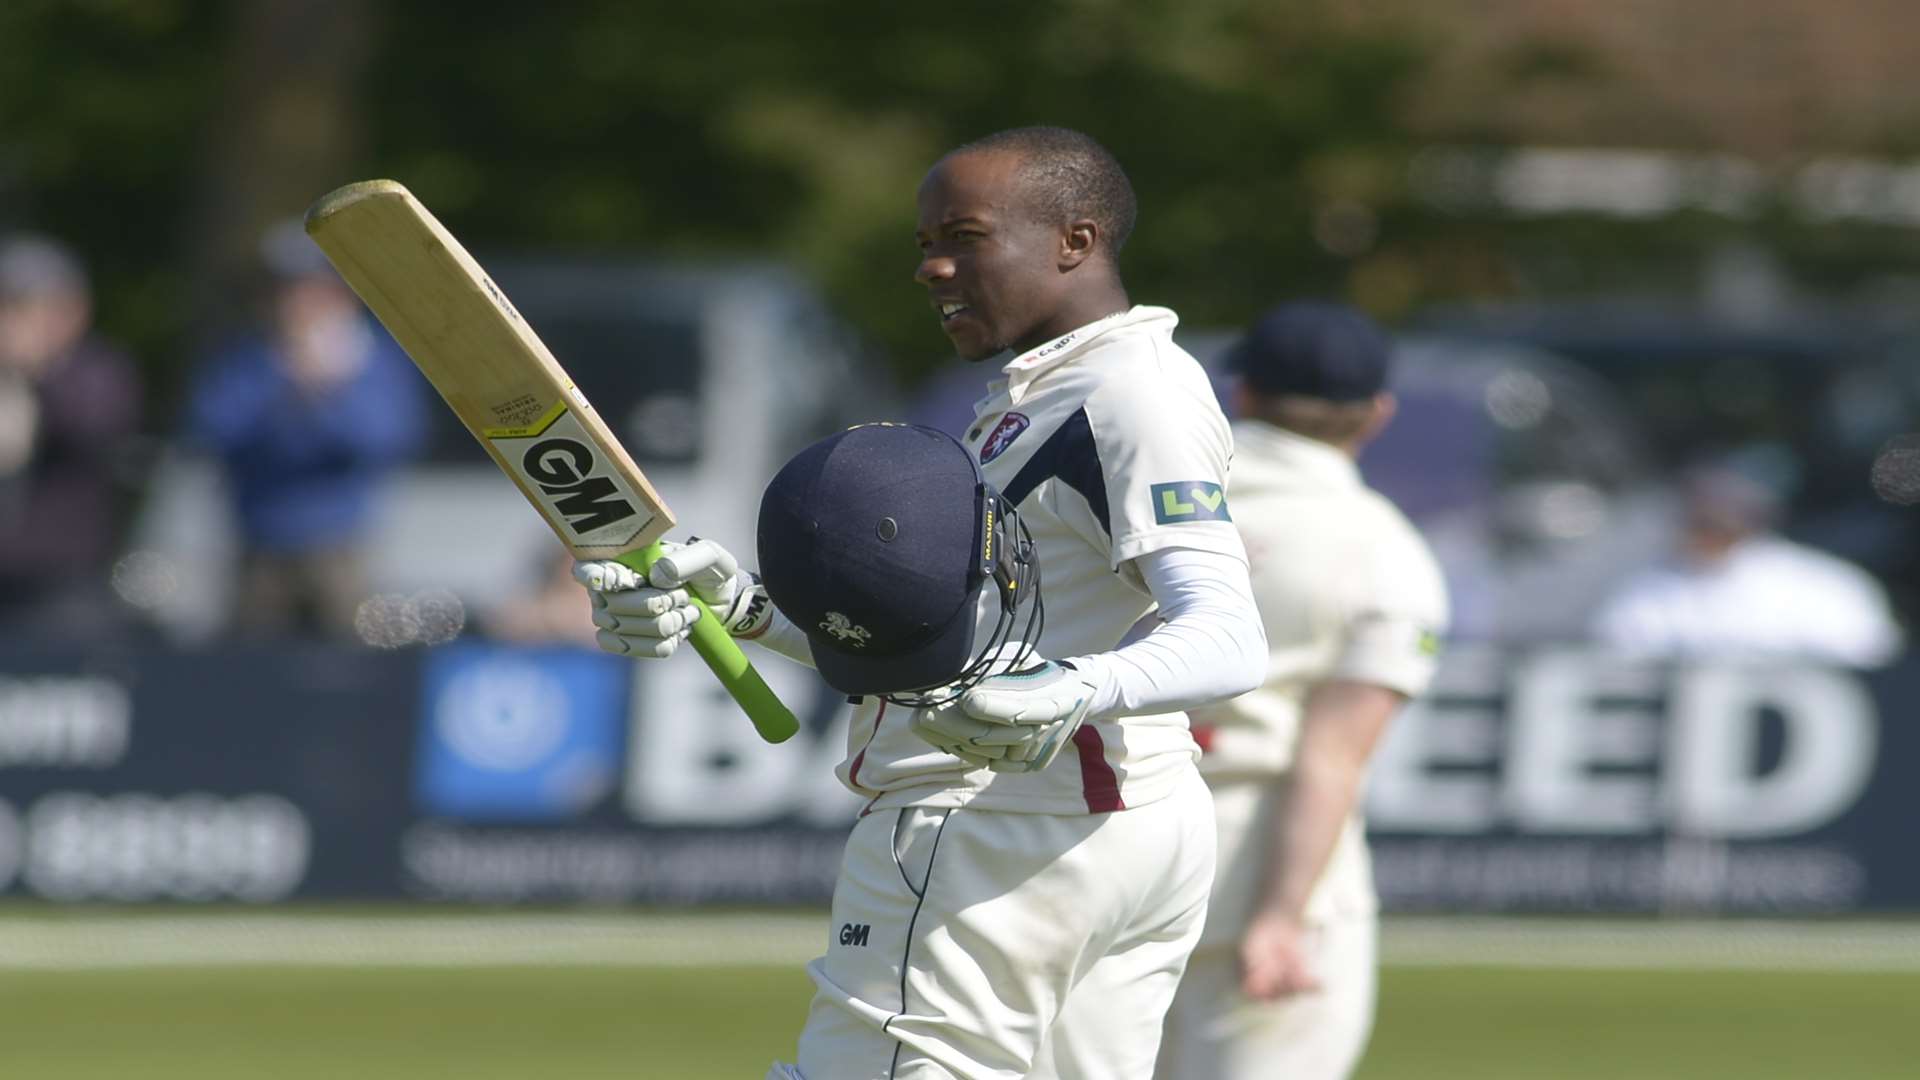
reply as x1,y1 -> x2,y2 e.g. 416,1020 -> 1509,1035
0,233 -> 145,640
481,546 -> 599,648
186,220 -> 425,641
1592,452 -> 1904,667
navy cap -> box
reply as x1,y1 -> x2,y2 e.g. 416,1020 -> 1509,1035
1228,302 -> 1391,401
757,423 -> 991,697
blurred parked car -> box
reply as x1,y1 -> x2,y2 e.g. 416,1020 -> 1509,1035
1411,302 -> 1920,632
1185,329 -> 1663,644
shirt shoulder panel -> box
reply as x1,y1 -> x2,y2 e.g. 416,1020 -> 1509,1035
1075,337 -> 1240,566
1001,406 -> 1109,536
1353,493 -> 1450,624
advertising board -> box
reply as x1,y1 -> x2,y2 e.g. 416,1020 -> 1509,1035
4,644 -> 1914,913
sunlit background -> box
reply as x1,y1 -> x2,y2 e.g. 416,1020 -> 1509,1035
3,2 -> 1919,1077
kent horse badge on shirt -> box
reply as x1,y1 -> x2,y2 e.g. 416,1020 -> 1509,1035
979,412 -> 1031,464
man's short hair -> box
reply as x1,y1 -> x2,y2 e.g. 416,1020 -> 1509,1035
954,126 -> 1138,255
1259,395 -> 1380,445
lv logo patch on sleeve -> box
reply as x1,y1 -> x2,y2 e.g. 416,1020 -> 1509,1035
1151,481 -> 1231,523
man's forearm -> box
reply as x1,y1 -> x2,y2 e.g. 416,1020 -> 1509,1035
1070,546 -> 1266,719
1258,745 -> 1368,920
1255,680 -> 1403,920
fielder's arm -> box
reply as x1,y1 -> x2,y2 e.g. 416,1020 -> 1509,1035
1254,679 -> 1403,923
1236,678 -> 1403,1000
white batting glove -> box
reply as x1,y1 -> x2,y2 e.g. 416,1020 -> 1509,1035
910,660 -> 1097,773
572,538 -> 774,659
909,699 -> 1006,770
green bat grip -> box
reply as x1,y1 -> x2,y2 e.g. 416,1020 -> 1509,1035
617,541 -> 800,744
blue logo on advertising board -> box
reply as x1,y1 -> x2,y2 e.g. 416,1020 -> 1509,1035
414,645 -> 627,822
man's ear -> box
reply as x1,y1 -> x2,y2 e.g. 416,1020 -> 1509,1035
1060,219 -> 1098,269
1359,392 -> 1398,445
1229,378 -> 1257,421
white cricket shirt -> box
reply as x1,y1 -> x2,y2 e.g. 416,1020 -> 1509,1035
1191,421 -> 1448,775
841,305 -> 1248,815
1189,420 -> 1446,925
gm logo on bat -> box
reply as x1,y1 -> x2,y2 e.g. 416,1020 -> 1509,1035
523,437 -> 636,533
491,408 -> 652,545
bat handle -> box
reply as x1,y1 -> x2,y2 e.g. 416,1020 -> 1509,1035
619,541 -> 801,744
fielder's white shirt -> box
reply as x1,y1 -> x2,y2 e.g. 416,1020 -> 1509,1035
843,305 -> 1248,815
1189,420 -> 1447,920
1592,535 -> 1903,668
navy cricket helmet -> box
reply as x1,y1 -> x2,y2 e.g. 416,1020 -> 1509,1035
756,422 -> 1040,699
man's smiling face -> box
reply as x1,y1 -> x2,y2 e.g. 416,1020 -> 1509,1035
914,150 -> 1073,363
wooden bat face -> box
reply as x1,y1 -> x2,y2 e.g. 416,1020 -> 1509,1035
304,179 -> 673,559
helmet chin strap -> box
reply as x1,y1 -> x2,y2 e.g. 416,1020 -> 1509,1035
883,503 -> 1044,709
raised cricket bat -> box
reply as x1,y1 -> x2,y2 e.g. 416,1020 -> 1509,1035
304,179 -> 798,744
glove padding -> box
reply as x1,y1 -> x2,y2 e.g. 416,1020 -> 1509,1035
910,660 -> 1096,773
573,538 -> 773,659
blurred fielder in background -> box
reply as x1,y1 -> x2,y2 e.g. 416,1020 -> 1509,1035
1157,303 -> 1449,1080
576,126 -> 1267,1078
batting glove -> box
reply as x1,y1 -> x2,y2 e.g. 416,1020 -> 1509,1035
573,538 -> 774,659
910,661 -> 1096,773
909,699 -> 1007,770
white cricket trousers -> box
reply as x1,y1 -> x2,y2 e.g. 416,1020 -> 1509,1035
793,768 -> 1216,1079
1154,918 -> 1375,1079
1154,778 -> 1378,1080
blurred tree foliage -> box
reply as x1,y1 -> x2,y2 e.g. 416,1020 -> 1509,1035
358,0 -> 1428,383
0,0 -> 226,410
0,0 -> 1432,399
3,0 -> 1915,409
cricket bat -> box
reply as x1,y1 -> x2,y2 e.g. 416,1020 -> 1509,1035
304,179 -> 798,744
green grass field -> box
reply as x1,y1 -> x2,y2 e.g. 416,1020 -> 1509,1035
1,914 -> 1916,1078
